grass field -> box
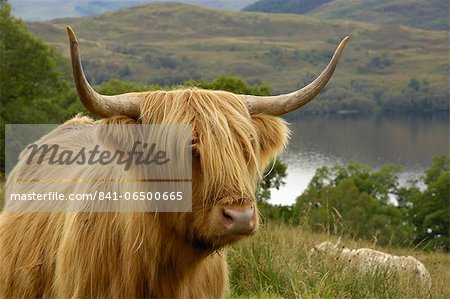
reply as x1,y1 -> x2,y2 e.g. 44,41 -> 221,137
228,222 -> 450,298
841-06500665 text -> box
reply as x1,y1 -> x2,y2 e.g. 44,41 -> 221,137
9,191 -> 185,201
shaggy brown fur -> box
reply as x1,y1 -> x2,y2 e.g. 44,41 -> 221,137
0,89 -> 288,298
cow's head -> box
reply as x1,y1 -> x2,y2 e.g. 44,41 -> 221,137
66,26 -> 348,251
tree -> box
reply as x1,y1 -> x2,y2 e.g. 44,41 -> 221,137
257,158 -> 287,203
409,155 -> 450,250
0,1 -> 75,170
295,163 -> 414,246
97,79 -> 160,95
185,76 -> 271,96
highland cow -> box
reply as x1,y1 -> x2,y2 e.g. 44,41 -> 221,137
0,26 -> 348,298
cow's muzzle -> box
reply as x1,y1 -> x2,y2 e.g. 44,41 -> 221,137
219,205 -> 257,235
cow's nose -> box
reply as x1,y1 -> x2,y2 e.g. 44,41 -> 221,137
221,205 -> 256,234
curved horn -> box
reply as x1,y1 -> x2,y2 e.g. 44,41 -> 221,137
67,26 -> 141,118
241,36 -> 349,116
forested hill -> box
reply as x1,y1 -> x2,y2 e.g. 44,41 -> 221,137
243,0 -> 449,31
28,2 -> 448,114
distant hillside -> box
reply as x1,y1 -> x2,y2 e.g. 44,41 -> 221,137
243,0 -> 449,31
243,0 -> 332,14
311,0 -> 449,31
28,3 -> 448,114
10,0 -> 256,21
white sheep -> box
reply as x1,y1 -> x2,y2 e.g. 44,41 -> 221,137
311,238 -> 432,289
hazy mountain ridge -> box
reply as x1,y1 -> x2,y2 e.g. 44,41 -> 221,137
243,0 -> 333,14
244,0 -> 449,31
10,0 -> 256,21
28,2 -> 448,113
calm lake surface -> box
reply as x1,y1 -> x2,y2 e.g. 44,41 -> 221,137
270,113 -> 449,205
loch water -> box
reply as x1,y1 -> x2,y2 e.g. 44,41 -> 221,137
270,112 -> 449,205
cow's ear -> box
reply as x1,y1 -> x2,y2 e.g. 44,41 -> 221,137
96,116 -> 140,151
251,115 -> 290,167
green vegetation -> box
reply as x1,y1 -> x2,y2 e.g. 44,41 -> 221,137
407,155 -> 450,250
261,155 -> 450,251
0,1 -> 78,170
257,158 -> 287,203
26,2 -> 448,115
228,222 -> 450,298
296,163 -> 413,246
243,0 -> 332,14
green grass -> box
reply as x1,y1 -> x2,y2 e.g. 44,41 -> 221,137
26,3 -> 448,98
228,222 -> 450,298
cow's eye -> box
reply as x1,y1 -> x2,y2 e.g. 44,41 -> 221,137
192,148 -> 201,165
